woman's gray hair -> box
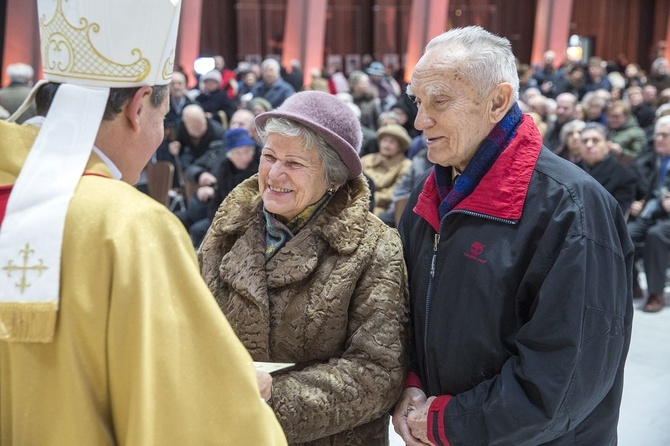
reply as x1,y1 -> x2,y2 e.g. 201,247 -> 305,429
559,119 -> 585,145
423,26 -> 519,102
258,117 -> 350,188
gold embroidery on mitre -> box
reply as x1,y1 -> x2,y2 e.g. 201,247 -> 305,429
40,0 -> 150,83
162,50 -> 175,81
2,243 -> 49,294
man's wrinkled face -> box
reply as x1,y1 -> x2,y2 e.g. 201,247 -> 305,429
580,128 -> 609,165
409,47 -> 495,171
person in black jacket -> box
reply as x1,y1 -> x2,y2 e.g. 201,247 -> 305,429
392,26 -> 633,446
179,127 -> 259,247
627,114 -> 670,312
577,122 -> 637,214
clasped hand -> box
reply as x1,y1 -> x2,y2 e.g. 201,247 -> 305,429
392,387 -> 437,445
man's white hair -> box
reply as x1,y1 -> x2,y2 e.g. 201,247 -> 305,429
261,58 -> 280,73
7,63 -> 34,84
422,26 -> 519,102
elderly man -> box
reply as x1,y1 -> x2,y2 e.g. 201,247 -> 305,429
165,71 -> 192,130
532,50 -> 563,99
251,58 -> 296,108
178,108 -> 259,246
195,69 -> 238,125
0,62 -> 36,123
393,26 -> 633,445
545,92 -> 578,151
168,103 -> 224,169
628,115 -> 670,312
0,0 -> 286,444
577,123 -> 637,213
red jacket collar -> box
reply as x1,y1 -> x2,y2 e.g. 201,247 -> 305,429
414,114 -> 542,232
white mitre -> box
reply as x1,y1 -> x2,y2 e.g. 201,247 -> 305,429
0,0 -> 181,342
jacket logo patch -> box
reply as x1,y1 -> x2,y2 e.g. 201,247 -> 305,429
464,242 -> 487,264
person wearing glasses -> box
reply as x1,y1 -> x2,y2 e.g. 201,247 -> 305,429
628,115 -> 670,311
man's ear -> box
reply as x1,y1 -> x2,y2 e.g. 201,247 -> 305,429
489,82 -> 514,123
125,86 -> 153,132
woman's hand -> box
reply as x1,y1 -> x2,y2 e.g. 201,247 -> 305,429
256,370 -> 273,403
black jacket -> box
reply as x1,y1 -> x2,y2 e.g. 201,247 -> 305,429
577,153 -> 637,213
399,115 -> 633,445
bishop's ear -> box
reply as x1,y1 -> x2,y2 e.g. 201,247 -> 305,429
125,86 -> 153,132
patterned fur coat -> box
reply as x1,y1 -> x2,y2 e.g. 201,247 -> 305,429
199,174 -> 409,445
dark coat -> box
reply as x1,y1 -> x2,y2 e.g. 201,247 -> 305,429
195,89 -> 238,124
399,115 -> 633,445
251,78 -> 296,109
578,153 -> 637,213
199,175 -> 409,446
174,118 -> 224,167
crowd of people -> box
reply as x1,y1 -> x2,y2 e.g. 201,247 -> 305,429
0,2 -> 664,442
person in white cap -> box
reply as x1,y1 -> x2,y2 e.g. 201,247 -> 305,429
0,1 -> 287,444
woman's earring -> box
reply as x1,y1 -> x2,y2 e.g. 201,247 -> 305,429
327,185 -> 337,194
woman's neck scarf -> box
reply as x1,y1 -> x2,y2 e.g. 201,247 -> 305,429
434,102 -> 523,220
263,191 -> 334,261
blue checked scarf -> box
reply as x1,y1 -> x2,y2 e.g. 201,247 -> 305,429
434,102 -> 523,220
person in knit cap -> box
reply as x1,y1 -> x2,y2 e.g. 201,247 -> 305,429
199,90 -> 409,445
393,26 -> 632,446
186,127 -> 260,248
361,123 -> 412,216
0,1 -> 286,444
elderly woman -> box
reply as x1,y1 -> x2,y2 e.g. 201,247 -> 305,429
198,91 -> 409,446
554,119 -> 585,163
361,123 -> 412,216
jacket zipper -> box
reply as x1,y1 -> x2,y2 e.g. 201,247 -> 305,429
422,210 -> 515,392
450,209 -> 518,225
423,231 -> 440,391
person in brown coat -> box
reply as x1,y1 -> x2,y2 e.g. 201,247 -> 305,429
361,124 -> 413,216
198,90 -> 409,445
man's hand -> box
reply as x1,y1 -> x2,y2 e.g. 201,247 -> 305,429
393,387 -> 433,445
168,140 -> 182,156
607,141 -> 623,155
408,396 -> 437,445
630,200 -> 644,217
196,186 -> 215,202
198,172 -> 217,187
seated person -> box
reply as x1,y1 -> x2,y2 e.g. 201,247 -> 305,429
167,104 -> 224,171
195,69 -> 238,125
554,119 -> 585,163
361,124 -> 412,216
177,128 -> 259,247
577,123 -> 637,213
627,115 -> 670,312
378,147 -> 433,227
359,110 -> 401,157
606,99 -> 647,164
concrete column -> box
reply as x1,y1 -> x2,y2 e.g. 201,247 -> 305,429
282,0 -> 328,88
404,0 -> 449,83
530,0 -> 574,66
176,0 -> 203,88
2,0 -> 40,86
